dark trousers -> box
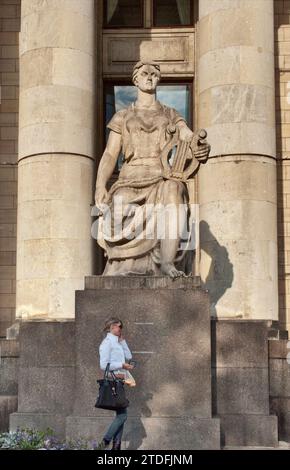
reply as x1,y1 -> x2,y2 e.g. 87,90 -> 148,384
104,407 -> 128,442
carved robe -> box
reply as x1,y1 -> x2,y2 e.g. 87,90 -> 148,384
98,100 -> 190,275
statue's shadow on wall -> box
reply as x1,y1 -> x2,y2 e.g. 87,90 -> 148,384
199,220 -> 234,317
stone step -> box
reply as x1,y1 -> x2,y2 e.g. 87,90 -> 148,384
0,341 -> 19,395
0,396 -> 18,433
0,339 -> 19,358
224,441 -> 290,450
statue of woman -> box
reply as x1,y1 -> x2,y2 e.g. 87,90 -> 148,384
95,61 -> 210,278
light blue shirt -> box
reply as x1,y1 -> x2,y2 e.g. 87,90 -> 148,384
99,332 -> 132,372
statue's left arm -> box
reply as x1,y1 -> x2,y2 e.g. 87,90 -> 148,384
175,117 -> 211,163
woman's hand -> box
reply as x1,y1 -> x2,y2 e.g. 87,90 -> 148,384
122,362 -> 134,370
194,142 -> 211,164
95,186 -> 109,210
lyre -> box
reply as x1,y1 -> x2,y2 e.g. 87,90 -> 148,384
160,127 -> 207,182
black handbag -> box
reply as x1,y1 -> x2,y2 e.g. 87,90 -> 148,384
95,363 -> 129,410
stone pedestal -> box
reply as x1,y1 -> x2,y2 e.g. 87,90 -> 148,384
10,277 -> 283,448
212,320 -> 279,447
66,276 -> 220,450
269,339 -> 290,442
10,321 -> 75,438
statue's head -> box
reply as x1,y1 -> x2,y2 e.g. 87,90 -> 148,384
132,61 -> 161,93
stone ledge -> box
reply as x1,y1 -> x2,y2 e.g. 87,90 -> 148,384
220,415 -> 278,448
66,416 -> 221,450
84,275 -> 201,290
10,412 -> 66,439
269,339 -> 290,359
0,339 -> 19,357
0,396 -> 17,433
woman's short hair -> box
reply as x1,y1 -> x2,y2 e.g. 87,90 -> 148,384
103,317 -> 123,333
132,61 -> 161,85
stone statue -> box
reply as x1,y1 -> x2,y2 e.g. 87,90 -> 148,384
95,61 -> 210,278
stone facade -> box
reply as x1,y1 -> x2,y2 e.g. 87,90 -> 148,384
1,0 -> 290,448
275,0 -> 290,333
0,0 -> 20,338
0,0 -> 289,329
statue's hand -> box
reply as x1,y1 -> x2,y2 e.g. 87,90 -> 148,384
179,125 -> 194,143
194,142 -> 211,164
95,186 -> 109,212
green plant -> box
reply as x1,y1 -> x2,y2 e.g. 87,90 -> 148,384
0,428 -> 100,450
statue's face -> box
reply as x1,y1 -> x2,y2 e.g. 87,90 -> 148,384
135,65 -> 160,92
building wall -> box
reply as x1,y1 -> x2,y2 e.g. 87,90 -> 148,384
0,0 -> 20,336
0,0 -> 290,332
275,0 -> 290,332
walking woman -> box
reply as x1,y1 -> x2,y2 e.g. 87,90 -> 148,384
98,317 -> 134,450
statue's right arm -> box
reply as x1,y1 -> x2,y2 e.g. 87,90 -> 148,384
95,131 -> 122,207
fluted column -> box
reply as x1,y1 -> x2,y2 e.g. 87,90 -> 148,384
16,0 -> 95,319
197,0 -> 278,319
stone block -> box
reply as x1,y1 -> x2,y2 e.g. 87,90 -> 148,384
0,308 -> 13,323
0,339 -> 19,357
0,86 -> 17,99
21,0 -> 93,18
0,237 -> 16,251
0,99 -> 18,113
214,367 -> 270,415
0,280 -> 12,293
0,5 -> 16,18
0,197 -> 14,209
66,277 -> 220,449
0,126 -> 18,140
213,320 -> 269,368
0,357 -> 18,394
74,281 -> 213,420
19,85 -> 93,129
1,18 -> 20,32
1,71 -> 18,84
17,367 -> 75,415
19,321 -> 75,367
10,412 -> 66,439
0,112 -> 17,126
0,32 -> 17,45
270,397 -> 290,441
15,322 -> 75,416
0,265 -> 16,279
6,321 -> 19,340
220,415 -> 278,447
84,275 -> 201,290
269,358 -> 290,397
0,59 -> 15,72
0,396 -> 18,433
0,321 -> 11,337
20,9 -> 93,56
66,416 -> 221,450
0,209 -> 16,223
0,293 -> 15,308
269,339 -> 289,358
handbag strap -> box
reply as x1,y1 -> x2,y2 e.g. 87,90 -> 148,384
104,362 -> 118,381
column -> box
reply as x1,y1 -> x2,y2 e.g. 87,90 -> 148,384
16,0 -> 95,319
197,0 -> 278,320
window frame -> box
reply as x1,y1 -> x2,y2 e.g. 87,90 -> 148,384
103,0 -> 144,29
151,0 -> 194,28
103,0 -> 196,29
